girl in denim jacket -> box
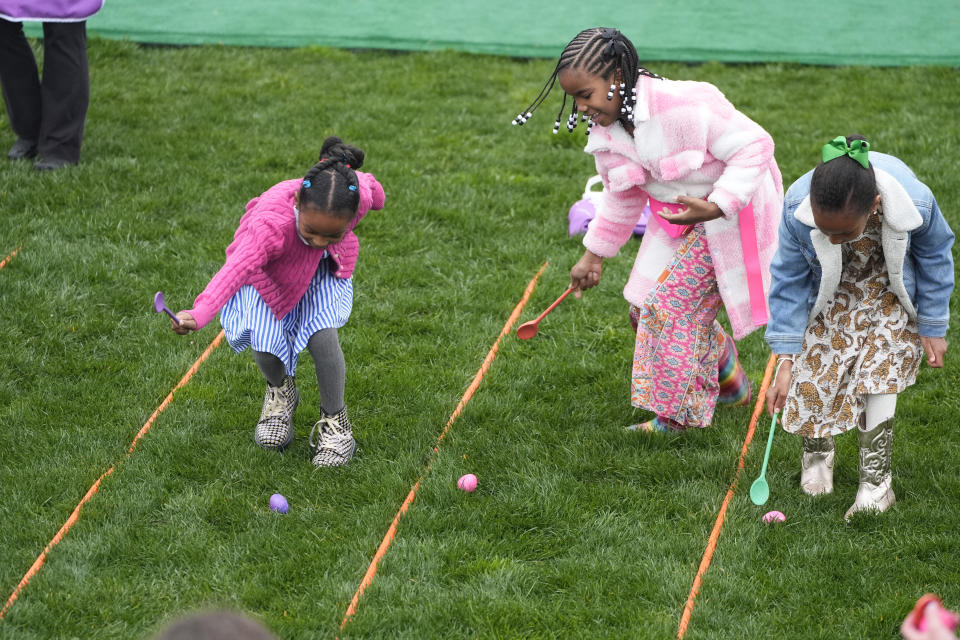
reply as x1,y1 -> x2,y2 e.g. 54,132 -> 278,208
765,135 -> 954,519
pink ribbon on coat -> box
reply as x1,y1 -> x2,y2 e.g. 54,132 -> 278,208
647,195 -> 767,326
737,200 -> 768,326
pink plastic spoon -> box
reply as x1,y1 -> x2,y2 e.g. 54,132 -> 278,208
516,287 -> 574,340
153,291 -> 181,325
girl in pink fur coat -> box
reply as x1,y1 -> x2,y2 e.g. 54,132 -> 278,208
513,28 -> 783,432
170,136 -> 385,465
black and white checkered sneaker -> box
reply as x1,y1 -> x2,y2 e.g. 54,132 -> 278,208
309,406 -> 356,467
253,376 -> 299,450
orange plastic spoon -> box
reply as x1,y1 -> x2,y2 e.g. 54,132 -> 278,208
516,287 -> 574,340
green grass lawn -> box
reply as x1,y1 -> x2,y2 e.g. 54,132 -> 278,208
1,40 -> 958,639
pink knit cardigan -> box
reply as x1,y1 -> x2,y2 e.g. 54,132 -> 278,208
582,74 -> 783,339
188,172 -> 385,329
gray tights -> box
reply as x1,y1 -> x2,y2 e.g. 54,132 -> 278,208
251,327 -> 345,414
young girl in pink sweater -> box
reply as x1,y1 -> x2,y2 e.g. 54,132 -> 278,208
170,136 -> 385,466
513,28 -> 783,432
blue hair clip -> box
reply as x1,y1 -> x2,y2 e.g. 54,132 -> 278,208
348,185 -> 357,192
303,179 -> 311,188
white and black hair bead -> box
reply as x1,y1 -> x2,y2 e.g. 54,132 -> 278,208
511,28 -> 662,135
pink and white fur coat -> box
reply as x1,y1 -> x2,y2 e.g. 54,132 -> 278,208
582,74 -> 783,340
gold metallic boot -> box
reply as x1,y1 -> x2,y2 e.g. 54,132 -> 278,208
844,418 -> 895,520
800,436 -> 834,496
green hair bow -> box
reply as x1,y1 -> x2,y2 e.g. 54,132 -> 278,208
822,136 -> 870,169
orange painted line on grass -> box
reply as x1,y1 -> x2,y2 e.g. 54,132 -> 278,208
339,263 -> 550,632
0,329 -> 225,621
0,246 -> 21,270
676,352 -> 776,639
129,330 -> 225,453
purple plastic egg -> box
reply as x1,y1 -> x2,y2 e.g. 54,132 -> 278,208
269,493 -> 289,514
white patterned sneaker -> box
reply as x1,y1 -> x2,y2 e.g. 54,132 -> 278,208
254,376 -> 299,450
309,407 -> 356,467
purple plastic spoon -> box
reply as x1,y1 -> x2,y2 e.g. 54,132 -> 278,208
153,291 -> 181,325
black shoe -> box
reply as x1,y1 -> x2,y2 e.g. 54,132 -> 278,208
7,139 -> 37,160
309,406 -> 357,467
34,157 -> 76,171
254,376 -> 299,450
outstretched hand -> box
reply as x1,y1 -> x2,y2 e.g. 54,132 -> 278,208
766,360 -> 792,416
570,250 -> 603,294
171,311 -> 197,335
920,337 -> 947,368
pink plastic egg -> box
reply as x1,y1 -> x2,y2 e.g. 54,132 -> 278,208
457,474 -> 478,493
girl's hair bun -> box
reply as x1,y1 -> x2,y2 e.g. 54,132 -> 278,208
320,136 -> 364,170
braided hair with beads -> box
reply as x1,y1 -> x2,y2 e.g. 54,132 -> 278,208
511,27 -> 661,135
299,136 -> 365,219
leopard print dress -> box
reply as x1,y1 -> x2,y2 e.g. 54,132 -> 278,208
782,211 -> 922,437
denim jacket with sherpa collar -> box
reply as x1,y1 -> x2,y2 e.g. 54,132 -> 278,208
765,152 -> 955,355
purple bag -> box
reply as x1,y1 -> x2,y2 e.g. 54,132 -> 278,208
568,175 -> 649,236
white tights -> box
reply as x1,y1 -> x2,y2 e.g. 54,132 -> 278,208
863,393 -> 897,430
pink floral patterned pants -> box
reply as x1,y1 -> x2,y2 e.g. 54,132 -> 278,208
629,225 -> 728,428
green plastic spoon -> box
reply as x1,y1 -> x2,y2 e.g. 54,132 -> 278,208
749,410 -> 780,506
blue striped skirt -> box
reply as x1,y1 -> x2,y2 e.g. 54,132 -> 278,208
220,257 -> 353,376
